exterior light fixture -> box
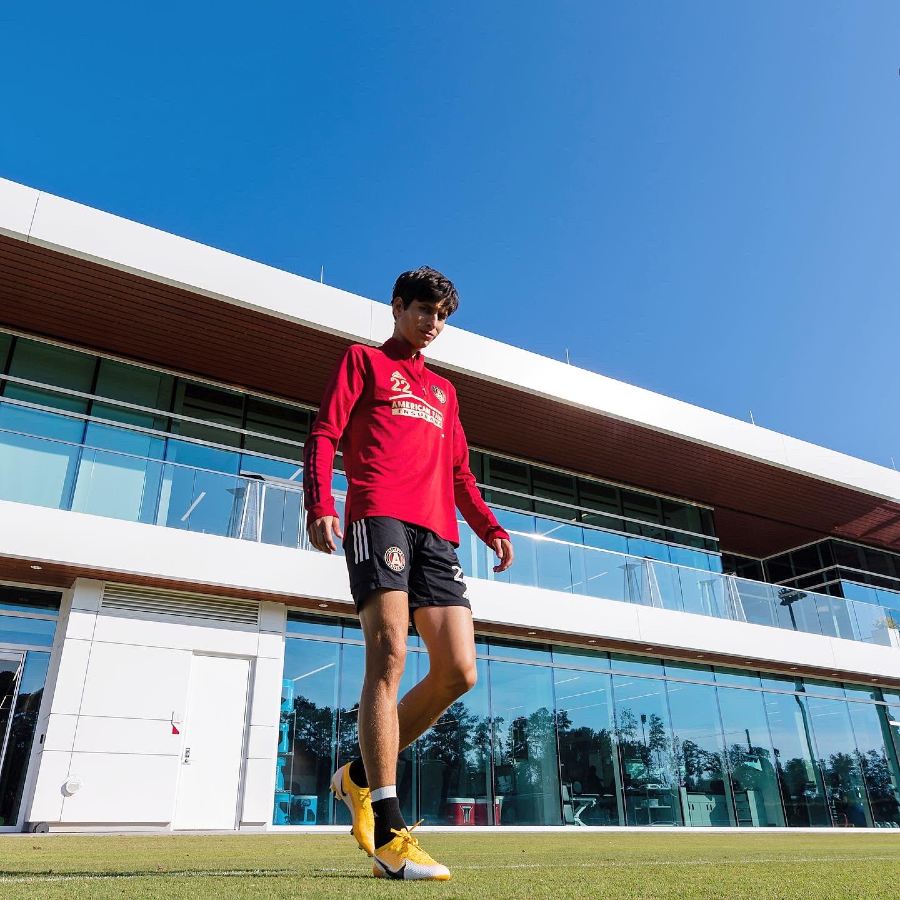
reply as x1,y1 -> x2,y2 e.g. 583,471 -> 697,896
30,564 -> 42,570
317,603 -> 328,609
587,639 -> 596,644
527,631 -> 536,636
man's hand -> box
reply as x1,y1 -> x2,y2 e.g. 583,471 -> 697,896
307,516 -> 343,554
491,537 -> 514,573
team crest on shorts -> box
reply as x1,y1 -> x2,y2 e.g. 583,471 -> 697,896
384,546 -> 406,572
431,384 -> 447,404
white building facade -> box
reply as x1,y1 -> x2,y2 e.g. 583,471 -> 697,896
0,177 -> 899,832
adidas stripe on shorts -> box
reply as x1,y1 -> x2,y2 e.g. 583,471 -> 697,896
343,516 -> 470,613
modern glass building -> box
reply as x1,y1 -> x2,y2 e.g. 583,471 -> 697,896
0,177 -> 898,832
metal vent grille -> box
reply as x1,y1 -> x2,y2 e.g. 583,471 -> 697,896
101,584 -> 259,626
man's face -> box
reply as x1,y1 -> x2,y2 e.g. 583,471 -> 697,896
392,297 -> 449,350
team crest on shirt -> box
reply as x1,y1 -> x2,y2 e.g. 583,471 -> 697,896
431,384 -> 447,404
384,546 -> 406,572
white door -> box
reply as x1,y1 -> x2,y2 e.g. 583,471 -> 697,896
173,654 -> 250,830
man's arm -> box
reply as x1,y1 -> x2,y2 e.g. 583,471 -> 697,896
303,346 -> 367,553
451,410 -> 514,573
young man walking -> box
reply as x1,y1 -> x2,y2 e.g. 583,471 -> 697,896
303,267 -> 513,881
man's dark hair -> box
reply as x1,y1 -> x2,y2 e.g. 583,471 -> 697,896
392,267 -> 459,316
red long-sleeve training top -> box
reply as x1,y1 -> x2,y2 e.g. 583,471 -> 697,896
303,337 -> 509,547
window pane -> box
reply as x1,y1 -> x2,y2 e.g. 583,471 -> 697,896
0,427 -> 80,509
661,501 -> 703,536
621,491 -> 660,525
532,469 -> 577,519
666,680 -> 733,825
762,691 -> 829,826
276,638 -> 339,825
0,586 -> 60,615
71,425 -> 166,523
285,613 -> 342,640
243,398 -> 308,461
806,695 -> 872,827
714,668 -> 761,689
468,450 -> 484,482
417,657 -> 493,825
0,651 -> 51,826
485,456 -> 530,494
91,359 -> 172,429
845,701 -> 900,826
172,381 -> 243,447
578,480 -> 620,517
0,332 -> 12,374
5,338 -> 95,413
610,654 -> 664,677
490,660 -> 561,824
487,639 -> 551,664
0,615 -> 56,647
612,675 -> 682,825
716,686 -> 785,826
552,646 -> 610,671
555,668 -> 621,825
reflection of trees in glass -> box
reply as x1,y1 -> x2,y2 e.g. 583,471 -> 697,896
858,748 -> 900,824
615,707 -> 673,787
418,701 -> 480,770
726,742 -> 777,790
0,687 -> 43,826
418,701 -> 492,798
774,752 -> 826,826
818,751 -> 868,827
674,738 -> 723,791
289,695 -> 335,761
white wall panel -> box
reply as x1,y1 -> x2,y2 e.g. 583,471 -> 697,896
259,601 -> 286,634
241,757 -> 277,825
257,630 -> 284,660
72,716 -> 183,756
246,725 -> 277,760
64,608 -> 97,641
60,753 -> 179,822
42,714 -> 78,753
70,580 -> 104,613
249,657 -> 282,728
47,639 -> 92,716
26,750 -> 70,822
79,643 -> 190,720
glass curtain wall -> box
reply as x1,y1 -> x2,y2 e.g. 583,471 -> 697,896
275,613 -> 900,829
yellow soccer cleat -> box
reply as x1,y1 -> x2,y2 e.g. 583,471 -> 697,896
372,821 -> 451,881
330,763 -> 375,856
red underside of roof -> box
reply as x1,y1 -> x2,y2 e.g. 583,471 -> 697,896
1,234 -> 898,558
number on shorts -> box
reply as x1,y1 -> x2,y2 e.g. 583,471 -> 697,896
451,565 -> 465,583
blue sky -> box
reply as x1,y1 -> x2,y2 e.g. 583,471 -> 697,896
2,3 -> 898,468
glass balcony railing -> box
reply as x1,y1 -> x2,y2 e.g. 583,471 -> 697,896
0,425 -> 897,648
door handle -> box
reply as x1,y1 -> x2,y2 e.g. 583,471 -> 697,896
183,746 -> 191,765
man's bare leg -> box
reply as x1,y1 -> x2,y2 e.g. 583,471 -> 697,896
357,588 -> 410,790
397,605 -> 477,750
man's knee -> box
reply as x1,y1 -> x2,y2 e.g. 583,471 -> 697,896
365,631 -> 408,685
435,659 -> 477,699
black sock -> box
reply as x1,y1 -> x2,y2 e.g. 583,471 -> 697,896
348,757 -> 368,788
372,796 -> 405,849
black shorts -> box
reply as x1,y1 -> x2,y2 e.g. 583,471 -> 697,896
343,516 -> 471,613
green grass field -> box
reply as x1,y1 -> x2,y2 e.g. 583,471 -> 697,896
1,832 -> 899,899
